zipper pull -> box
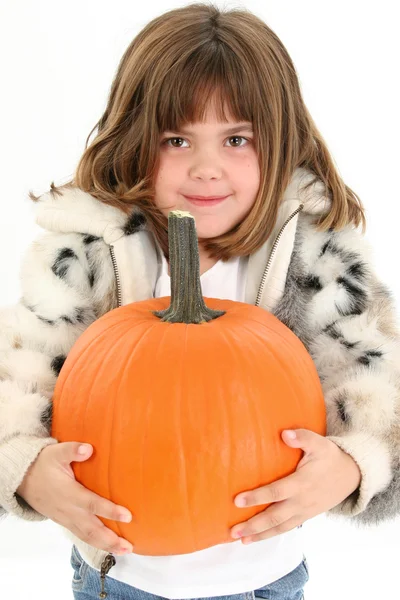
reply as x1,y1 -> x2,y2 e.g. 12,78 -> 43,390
99,553 -> 116,598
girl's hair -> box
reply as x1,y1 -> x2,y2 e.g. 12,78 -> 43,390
30,2 -> 365,261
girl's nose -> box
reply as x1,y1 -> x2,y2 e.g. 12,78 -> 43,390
189,161 -> 223,180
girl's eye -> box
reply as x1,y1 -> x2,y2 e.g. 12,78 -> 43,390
163,137 -> 189,148
162,136 -> 249,148
226,136 -> 249,147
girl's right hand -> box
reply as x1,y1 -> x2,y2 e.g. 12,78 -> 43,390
16,442 -> 134,556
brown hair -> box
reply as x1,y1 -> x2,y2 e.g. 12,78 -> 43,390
30,1 -> 365,260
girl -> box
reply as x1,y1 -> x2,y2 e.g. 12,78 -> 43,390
1,2 -> 400,599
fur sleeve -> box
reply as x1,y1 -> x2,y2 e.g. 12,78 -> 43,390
274,214 -> 400,525
0,231 -> 117,520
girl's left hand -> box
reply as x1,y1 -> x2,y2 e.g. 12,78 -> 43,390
230,429 -> 362,544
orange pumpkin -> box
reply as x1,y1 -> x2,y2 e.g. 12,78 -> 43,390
51,210 -> 326,556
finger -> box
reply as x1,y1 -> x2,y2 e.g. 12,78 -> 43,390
67,510 -> 133,554
71,479 -> 133,523
232,500 -> 292,538
241,515 -> 302,544
57,441 -> 93,464
54,441 -> 93,478
235,471 -> 300,508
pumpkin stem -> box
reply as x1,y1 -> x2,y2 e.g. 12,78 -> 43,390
153,210 -> 226,324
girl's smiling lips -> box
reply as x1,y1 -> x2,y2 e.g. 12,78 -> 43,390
183,194 -> 231,206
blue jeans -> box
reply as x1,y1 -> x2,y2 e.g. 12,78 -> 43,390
70,544 -> 309,600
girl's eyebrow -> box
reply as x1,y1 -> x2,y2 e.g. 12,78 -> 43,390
164,125 -> 254,135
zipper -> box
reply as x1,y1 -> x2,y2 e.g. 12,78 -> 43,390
255,204 -> 304,307
109,245 -> 122,308
99,553 -> 116,598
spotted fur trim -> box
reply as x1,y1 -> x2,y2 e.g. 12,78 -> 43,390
274,214 -> 400,523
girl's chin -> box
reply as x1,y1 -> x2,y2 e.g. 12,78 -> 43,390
193,218 -> 226,232
196,230 -> 228,240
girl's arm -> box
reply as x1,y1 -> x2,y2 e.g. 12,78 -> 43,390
274,213 -> 400,525
0,231 -> 117,521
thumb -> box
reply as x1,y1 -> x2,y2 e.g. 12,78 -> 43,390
74,442 -> 93,461
52,442 -> 93,479
281,428 -> 322,451
58,441 -> 93,463
282,429 -> 301,446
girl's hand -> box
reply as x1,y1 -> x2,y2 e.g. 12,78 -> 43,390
17,442 -> 134,555
230,429 -> 361,544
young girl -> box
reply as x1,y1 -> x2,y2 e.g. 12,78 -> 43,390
1,2 -> 400,599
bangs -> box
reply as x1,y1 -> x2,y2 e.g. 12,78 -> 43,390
155,45 -> 255,132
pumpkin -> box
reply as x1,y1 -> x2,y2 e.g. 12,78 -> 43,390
51,210 -> 326,556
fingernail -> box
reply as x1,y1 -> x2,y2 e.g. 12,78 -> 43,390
119,511 -> 132,523
231,530 -> 243,539
78,444 -> 91,454
235,496 -> 247,507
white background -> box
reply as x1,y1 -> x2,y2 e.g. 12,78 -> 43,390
0,0 -> 399,598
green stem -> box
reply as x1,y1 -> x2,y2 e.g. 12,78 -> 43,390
153,210 -> 226,324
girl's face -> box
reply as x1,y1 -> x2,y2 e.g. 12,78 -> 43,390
153,101 -> 260,240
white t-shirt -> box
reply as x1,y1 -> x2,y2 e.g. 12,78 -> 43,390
107,252 -> 304,598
